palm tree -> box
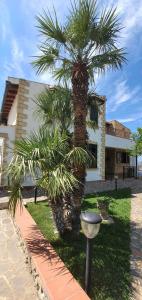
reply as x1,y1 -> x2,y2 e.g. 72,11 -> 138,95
34,85 -> 73,133
35,85 -> 99,133
8,128 -> 92,235
32,0 -> 126,227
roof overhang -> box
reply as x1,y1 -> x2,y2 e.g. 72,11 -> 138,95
88,93 -> 106,106
0,80 -> 19,124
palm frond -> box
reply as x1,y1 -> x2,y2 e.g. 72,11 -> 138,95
38,165 -> 78,199
65,146 -> 94,167
8,180 -> 23,215
53,60 -> 72,81
32,0 -> 126,81
8,125 -> 98,213
36,9 -> 66,44
90,48 -> 127,72
86,120 -> 98,130
67,0 -> 97,50
90,8 -> 122,51
34,88 -> 54,127
34,86 -> 72,131
32,44 -> 59,74
8,129 -> 78,210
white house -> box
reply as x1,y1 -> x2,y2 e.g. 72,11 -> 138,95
0,77 -> 136,186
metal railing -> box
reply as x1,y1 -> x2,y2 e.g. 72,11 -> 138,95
123,166 -> 136,179
105,166 -> 136,180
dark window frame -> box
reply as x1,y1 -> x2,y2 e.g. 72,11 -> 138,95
88,143 -> 97,168
116,151 -> 130,164
90,104 -> 98,125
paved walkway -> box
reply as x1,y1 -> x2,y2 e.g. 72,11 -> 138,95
131,191 -> 142,299
0,209 -> 38,300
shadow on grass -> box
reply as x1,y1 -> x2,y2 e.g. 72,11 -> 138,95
27,188 -> 132,300
52,218 -> 131,300
26,224 -> 73,278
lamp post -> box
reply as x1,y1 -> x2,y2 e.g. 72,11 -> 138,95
80,211 -> 102,296
114,175 -> 118,191
34,178 -> 39,204
136,154 -> 138,179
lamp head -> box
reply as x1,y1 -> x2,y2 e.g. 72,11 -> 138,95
80,211 -> 102,239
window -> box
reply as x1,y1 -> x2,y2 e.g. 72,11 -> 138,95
122,152 -> 130,163
90,104 -> 98,125
88,144 -> 97,168
116,151 -> 130,164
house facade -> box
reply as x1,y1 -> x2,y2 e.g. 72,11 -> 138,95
0,77 -> 136,186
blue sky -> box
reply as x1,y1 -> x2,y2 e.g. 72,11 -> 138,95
0,0 -> 142,133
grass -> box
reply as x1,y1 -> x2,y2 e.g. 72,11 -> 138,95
27,188 -> 131,300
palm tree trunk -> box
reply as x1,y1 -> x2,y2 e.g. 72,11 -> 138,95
49,197 -> 73,236
71,61 -> 89,233
51,202 -> 65,235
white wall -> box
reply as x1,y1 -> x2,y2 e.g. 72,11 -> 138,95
106,134 -> 134,150
130,156 -> 136,166
0,140 -> 4,168
7,95 -> 18,125
86,169 -> 102,181
0,125 -> 15,164
26,81 -> 50,134
86,124 -> 103,181
20,81 -> 50,186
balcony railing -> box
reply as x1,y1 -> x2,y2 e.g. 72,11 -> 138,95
105,166 -> 136,180
106,127 -> 130,139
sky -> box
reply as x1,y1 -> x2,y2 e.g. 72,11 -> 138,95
0,0 -> 142,133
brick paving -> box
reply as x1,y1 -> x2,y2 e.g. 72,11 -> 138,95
0,209 -> 38,300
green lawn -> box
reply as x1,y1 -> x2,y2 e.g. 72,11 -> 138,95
27,188 -> 131,300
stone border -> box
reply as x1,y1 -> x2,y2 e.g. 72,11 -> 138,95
14,224 -> 47,300
14,205 -> 90,300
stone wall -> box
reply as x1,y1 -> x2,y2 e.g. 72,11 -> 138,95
85,178 -> 142,194
15,79 -> 29,140
14,225 -> 49,300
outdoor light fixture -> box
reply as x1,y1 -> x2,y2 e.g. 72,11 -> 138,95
80,211 -> 102,295
114,175 -> 118,191
34,177 -> 39,204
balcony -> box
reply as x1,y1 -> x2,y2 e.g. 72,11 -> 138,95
106,123 -> 131,139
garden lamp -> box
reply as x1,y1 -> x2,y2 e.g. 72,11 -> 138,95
114,175 -> 118,191
34,177 -> 39,204
80,211 -> 102,295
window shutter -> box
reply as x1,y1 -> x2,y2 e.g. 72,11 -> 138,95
90,104 -> 98,124
88,144 -> 97,168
